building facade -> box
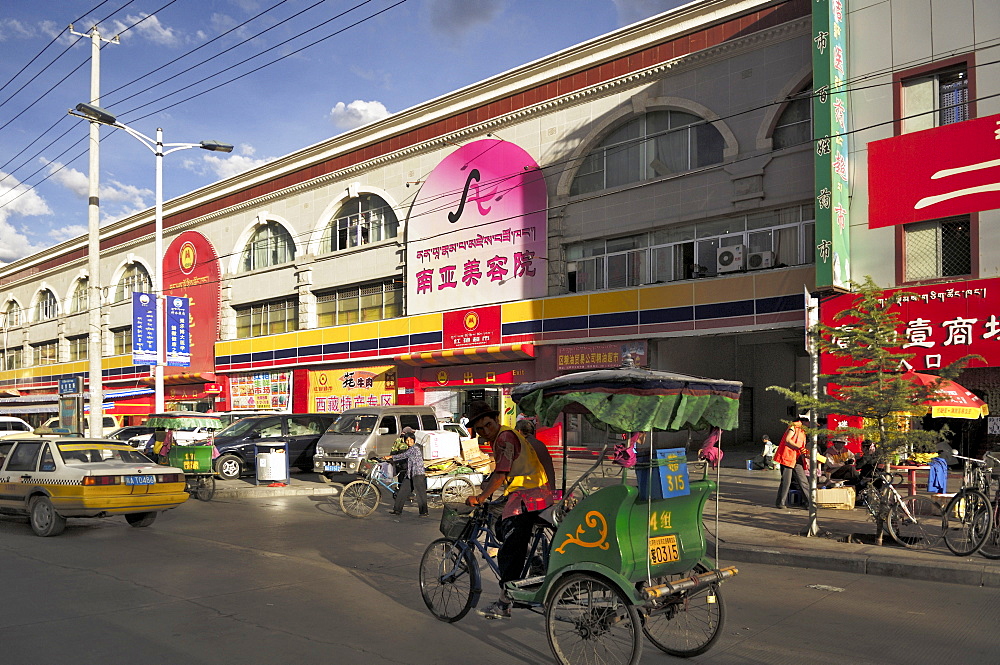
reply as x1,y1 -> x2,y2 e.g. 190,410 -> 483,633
0,0 -> 820,448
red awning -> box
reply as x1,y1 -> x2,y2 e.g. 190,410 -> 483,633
139,372 -> 217,386
396,343 -> 534,367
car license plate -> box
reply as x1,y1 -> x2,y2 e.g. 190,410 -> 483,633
125,475 -> 156,485
648,534 -> 680,566
325,464 -> 342,472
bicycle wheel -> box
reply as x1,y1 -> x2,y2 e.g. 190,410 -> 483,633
641,563 -> 725,657
339,480 -> 380,518
943,489 -> 993,557
193,475 -> 216,502
419,537 -> 478,622
440,477 -> 475,504
885,495 -> 942,550
546,573 -> 642,665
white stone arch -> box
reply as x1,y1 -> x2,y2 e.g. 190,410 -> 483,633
63,268 -> 90,314
756,64 -> 812,151
1,295 -> 25,327
228,212 -> 300,275
555,95 -> 739,198
308,183 -> 403,256
29,282 -> 60,322
108,255 -> 155,303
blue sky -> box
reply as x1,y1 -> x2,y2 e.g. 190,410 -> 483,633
0,0 -> 686,264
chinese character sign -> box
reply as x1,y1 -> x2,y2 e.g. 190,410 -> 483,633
812,0 -> 850,290
165,296 -> 190,367
308,367 -> 397,413
230,372 -> 291,410
132,292 -> 158,365
406,139 -> 548,315
820,278 -> 997,374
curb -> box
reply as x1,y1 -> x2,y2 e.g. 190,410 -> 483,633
714,539 -> 1000,588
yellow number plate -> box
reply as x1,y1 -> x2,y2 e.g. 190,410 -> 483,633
648,534 -> 680,566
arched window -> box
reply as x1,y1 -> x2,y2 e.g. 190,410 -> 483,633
241,221 -> 295,272
773,84 -> 812,150
2,301 -> 21,327
71,278 -> 89,314
321,194 -> 398,254
115,264 -> 152,302
34,290 -> 59,321
571,110 -> 725,196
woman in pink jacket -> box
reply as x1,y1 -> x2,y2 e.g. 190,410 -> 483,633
774,417 -> 812,510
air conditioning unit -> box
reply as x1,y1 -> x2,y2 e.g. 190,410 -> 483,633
748,250 -> 775,270
716,245 -> 746,273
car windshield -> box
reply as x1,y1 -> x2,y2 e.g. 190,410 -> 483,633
215,418 -> 262,437
329,414 -> 378,434
58,444 -> 153,464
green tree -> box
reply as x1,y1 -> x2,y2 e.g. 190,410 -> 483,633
768,276 -> 978,542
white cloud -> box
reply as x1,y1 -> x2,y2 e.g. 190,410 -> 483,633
0,18 -> 34,40
48,224 -> 88,245
427,0 -> 505,36
0,171 -> 50,262
109,13 -> 183,47
329,100 -> 390,130
188,143 -> 276,180
41,159 -> 152,209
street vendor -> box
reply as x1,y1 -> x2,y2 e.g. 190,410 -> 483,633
381,429 -> 428,517
465,400 -> 554,620
824,435 -> 860,486
774,416 -> 812,510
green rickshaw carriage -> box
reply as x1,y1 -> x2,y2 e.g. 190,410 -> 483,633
420,365 -> 743,665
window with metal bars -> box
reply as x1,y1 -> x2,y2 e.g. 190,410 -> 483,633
115,264 -> 152,303
901,66 -> 968,133
904,215 -> 971,282
316,280 -> 402,327
567,204 -> 814,292
234,299 -> 299,338
2,302 -> 20,327
34,290 -> 58,321
32,340 -> 58,365
68,335 -> 88,361
113,327 -> 132,355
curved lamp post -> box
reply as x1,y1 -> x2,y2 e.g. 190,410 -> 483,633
70,102 -> 233,414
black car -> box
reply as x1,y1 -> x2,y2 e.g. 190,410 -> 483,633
212,413 -> 337,481
107,426 -> 157,443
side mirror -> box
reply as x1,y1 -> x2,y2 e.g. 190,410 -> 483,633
378,427 -> 389,435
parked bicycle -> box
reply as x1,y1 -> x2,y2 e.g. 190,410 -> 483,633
339,457 -> 476,518
977,452 -> 1000,559
855,469 -> 942,549
418,499 -> 554,622
942,454 -> 995,557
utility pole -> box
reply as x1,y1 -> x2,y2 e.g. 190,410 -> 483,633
69,24 -> 119,437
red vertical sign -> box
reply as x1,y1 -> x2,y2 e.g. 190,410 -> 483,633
163,232 -> 221,379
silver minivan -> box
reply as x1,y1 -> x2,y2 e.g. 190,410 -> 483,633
313,406 -> 439,478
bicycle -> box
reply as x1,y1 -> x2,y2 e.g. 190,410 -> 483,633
419,499 -> 553,622
339,457 -> 476,518
942,454 -> 995,557
976,453 -> 1000,559
855,469 -> 943,549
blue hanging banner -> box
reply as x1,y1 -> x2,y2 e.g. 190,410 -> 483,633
165,296 -> 191,367
132,292 -> 158,365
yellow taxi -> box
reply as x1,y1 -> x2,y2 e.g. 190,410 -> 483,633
0,436 -> 189,536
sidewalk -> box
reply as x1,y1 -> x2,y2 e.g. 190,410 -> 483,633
208,454 -> 1000,588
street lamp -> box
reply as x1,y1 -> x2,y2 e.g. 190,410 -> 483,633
70,102 -> 233,414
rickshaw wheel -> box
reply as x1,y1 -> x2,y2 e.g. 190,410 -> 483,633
640,564 -> 725,658
340,480 -> 380,518
440,477 -> 475,504
545,573 -> 641,665
192,475 -> 216,501
419,538 -> 477,622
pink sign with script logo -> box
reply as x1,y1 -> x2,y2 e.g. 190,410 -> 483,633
406,139 -> 548,315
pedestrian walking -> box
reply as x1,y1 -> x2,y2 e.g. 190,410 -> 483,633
382,429 -> 428,517
774,417 -> 812,510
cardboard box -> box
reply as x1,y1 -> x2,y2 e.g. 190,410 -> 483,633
816,486 -> 856,510
416,430 -> 461,459
461,438 -> 485,461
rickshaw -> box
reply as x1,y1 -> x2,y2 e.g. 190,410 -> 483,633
419,365 -> 742,665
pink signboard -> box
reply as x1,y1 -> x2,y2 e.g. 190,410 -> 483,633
868,113 -> 1000,228
820,277 -> 997,374
406,139 -> 548,315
